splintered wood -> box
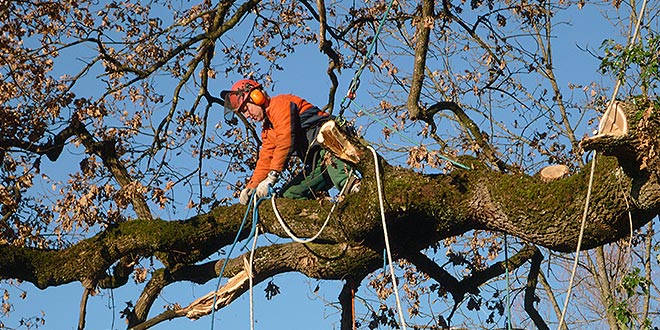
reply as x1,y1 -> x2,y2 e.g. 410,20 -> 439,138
178,269 -> 251,320
317,120 -> 360,164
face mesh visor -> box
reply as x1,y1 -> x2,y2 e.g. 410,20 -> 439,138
223,91 -> 245,125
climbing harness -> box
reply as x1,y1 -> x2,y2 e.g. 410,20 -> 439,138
556,1 -> 648,328
337,0 -> 397,119
268,146 -> 408,329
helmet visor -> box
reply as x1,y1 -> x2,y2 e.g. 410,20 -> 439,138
222,90 -> 248,125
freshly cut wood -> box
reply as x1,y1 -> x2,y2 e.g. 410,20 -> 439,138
538,164 -> 569,182
317,120 -> 360,164
597,101 -> 628,136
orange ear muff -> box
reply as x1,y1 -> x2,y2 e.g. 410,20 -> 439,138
249,88 -> 266,106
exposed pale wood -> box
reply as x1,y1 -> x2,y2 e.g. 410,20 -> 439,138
184,269 -> 250,320
317,120 -> 360,163
129,267 -> 252,329
538,164 -> 569,182
581,101 -> 635,163
597,101 -> 628,136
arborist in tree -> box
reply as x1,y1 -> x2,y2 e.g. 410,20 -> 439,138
221,79 -> 359,205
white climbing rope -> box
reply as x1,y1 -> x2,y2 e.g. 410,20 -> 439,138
556,153 -> 596,330
269,147 -> 407,328
248,223 -> 259,330
368,146 -> 407,330
556,1 -> 648,328
270,169 -> 354,244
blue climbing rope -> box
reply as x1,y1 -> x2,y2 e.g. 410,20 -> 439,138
210,190 -> 271,330
337,0 -> 397,118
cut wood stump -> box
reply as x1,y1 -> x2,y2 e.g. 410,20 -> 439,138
596,101 -> 628,137
538,164 -> 569,182
317,120 -> 360,164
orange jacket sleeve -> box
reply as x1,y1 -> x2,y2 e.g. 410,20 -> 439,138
247,96 -> 299,188
247,128 -> 276,188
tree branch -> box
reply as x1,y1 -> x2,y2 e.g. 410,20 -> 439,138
407,0 -> 433,119
406,252 -> 463,301
0,121 -> 77,162
130,261 -> 219,326
427,101 -> 513,173
524,246 -> 549,330
78,287 -> 93,330
133,242 -> 382,329
315,0 -> 341,114
408,244 -> 539,306
73,122 -> 153,220
339,277 -> 357,330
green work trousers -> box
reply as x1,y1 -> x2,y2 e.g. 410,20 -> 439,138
281,150 -> 352,200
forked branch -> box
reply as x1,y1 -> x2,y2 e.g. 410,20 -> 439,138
427,101 -> 512,173
407,244 -> 539,305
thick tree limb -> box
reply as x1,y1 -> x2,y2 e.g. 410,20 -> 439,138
2,141 -> 659,289
2,100 -> 660,325
133,242 -> 382,329
0,209 -> 250,288
581,101 -> 646,175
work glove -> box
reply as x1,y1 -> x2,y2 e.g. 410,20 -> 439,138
239,187 -> 254,205
256,170 -> 279,199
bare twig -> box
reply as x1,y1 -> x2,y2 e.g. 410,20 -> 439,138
538,271 -> 568,330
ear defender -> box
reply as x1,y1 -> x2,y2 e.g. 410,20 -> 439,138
249,88 -> 266,106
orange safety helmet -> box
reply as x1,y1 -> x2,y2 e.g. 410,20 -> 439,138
220,79 -> 266,124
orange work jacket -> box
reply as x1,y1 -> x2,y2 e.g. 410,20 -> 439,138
247,94 -> 331,188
